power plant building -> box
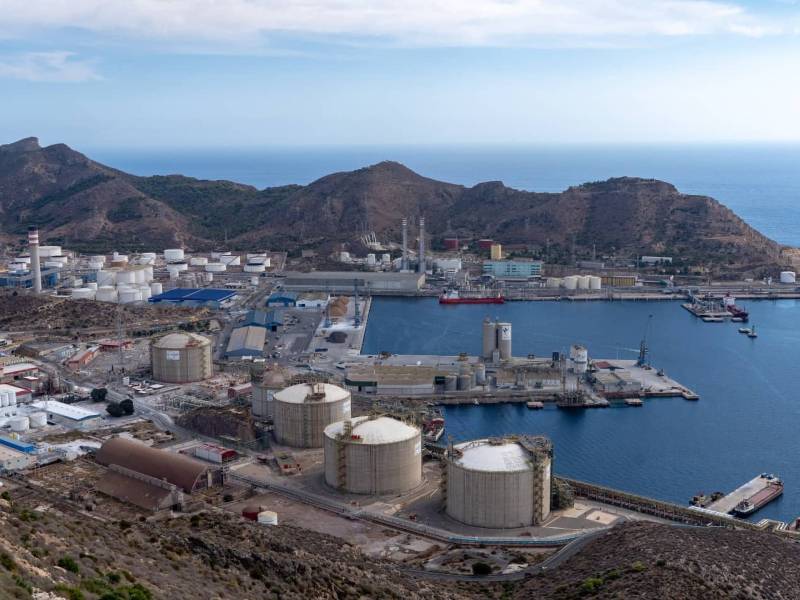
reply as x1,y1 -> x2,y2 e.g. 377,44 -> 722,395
272,383 -> 352,448
150,333 -> 213,383
444,436 -> 552,528
323,416 -> 422,494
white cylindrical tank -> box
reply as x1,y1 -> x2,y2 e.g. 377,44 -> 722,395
244,263 -> 266,273
164,248 -> 185,262
273,383 -> 352,448
496,322 -> 512,360
190,257 -> 209,266
482,318 -> 497,360
445,437 -> 552,528
221,254 -> 240,266
475,363 -> 487,385
95,286 -> 118,303
38,246 -> 62,258
780,271 -> 796,284
444,374 -> 458,391
86,282 -> 98,291
563,275 -> 578,290
250,277 -> 259,287
570,344 -> 589,373
112,252 -> 129,263
116,270 -> 136,285
9,416 -> 29,432
71,288 -> 96,300
546,277 -> 562,288
97,270 -> 116,286
150,282 -> 163,295
138,285 -> 152,300
29,412 -> 47,428
323,416 -> 422,494
457,373 -> 471,391
151,332 -> 213,383
381,253 -> 391,264
366,253 -> 376,266
257,511 -> 278,526
205,263 -> 226,272
0,392 -> 8,407
211,251 -> 223,260
589,276 -> 602,290
118,288 -> 142,304
89,260 -> 105,270
577,275 -> 591,290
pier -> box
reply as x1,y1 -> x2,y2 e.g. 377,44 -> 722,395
706,475 -> 781,515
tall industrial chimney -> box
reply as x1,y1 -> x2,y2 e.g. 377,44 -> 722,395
418,217 -> 425,274
28,226 -> 42,294
401,218 -> 408,271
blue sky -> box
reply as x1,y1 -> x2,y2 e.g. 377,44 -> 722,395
0,0 -> 799,147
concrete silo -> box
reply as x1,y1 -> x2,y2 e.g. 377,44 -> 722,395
273,383 -> 351,448
482,318 -> 497,359
251,369 -> 287,420
150,333 -> 213,383
323,416 -> 422,494
444,436 -> 552,528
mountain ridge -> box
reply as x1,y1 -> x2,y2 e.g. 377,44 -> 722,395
0,137 -> 784,272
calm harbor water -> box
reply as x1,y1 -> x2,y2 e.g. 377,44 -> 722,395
362,297 -> 800,522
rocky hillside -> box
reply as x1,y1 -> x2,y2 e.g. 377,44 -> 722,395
0,137 -> 783,269
515,521 -> 800,599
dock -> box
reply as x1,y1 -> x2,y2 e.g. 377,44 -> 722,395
706,475 -> 778,515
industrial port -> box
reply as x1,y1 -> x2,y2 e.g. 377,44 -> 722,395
1,219 -> 799,586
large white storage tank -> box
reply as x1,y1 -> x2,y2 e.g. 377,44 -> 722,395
29,412 -> 47,428
118,288 -> 142,304
780,271 -> 796,284
273,383 -> 351,448
164,248 -> 185,262
569,344 -> 589,373
589,276 -> 602,290
95,286 -> 118,303
206,263 -> 226,273
323,416 -> 422,494
244,263 -> 266,273
96,270 -> 117,286
9,416 -> 29,432
190,257 -> 209,266
150,282 -> 163,296
563,275 -> 578,290
445,436 -> 553,528
150,333 -> 213,383
71,288 -> 96,300
577,275 -> 591,290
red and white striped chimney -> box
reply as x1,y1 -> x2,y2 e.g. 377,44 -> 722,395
28,226 -> 42,294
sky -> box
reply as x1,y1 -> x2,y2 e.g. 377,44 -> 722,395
0,0 -> 799,148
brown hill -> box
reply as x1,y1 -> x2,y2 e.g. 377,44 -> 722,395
0,137 -> 783,270
515,521 -> 800,599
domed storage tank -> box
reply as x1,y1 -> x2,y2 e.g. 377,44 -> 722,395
273,383 -> 351,448
323,416 -> 421,494
150,333 -> 213,383
780,271 -> 796,284
29,412 -> 47,428
445,436 -> 553,528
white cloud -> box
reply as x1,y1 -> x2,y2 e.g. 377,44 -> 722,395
0,0 -> 787,47
0,51 -> 100,82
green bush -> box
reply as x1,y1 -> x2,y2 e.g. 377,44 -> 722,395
580,576 -> 604,593
1,552 -> 16,571
631,560 -> 647,573
57,556 -> 80,574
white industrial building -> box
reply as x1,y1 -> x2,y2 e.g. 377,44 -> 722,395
0,446 -> 34,471
31,400 -> 103,430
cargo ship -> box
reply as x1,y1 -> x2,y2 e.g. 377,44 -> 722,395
723,294 -> 749,321
732,475 -> 783,517
439,289 -> 505,304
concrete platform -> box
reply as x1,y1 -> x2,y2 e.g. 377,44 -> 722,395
707,475 -> 775,514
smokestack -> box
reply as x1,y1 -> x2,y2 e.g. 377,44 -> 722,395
418,217 -> 425,274
401,218 -> 408,271
28,226 -> 42,294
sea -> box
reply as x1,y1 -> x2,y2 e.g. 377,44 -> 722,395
91,144 -> 800,520
362,297 -> 800,522
89,144 -> 800,246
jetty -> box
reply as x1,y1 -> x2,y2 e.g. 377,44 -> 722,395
706,475 -> 782,515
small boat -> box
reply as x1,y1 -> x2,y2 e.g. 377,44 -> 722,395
439,289 -> 505,304
738,327 -> 751,334
625,398 -> 643,407
747,325 -> 758,338
702,316 -> 724,323
526,401 -> 544,410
